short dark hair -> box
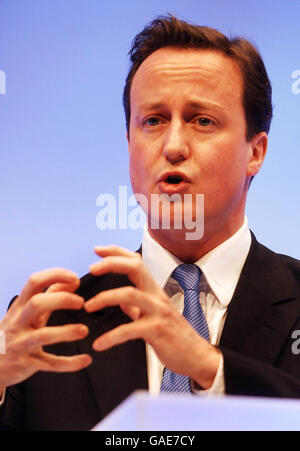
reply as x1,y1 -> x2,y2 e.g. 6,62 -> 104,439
123,14 -> 272,141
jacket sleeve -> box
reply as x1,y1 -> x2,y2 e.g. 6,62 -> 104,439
220,346 -> 300,398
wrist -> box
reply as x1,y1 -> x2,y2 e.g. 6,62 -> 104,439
191,345 -> 222,390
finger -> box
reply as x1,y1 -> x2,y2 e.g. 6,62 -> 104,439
84,286 -> 158,314
93,319 -> 149,351
30,289 -> 82,328
90,253 -> 163,296
31,286 -> 82,328
38,352 -> 92,373
20,292 -> 85,326
89,255 -> 154,291
120,303 -> 142,321
90,256 -> 140,277
17,268 -> 79,306
46,279 -> 80,294
94,245 -> 138,259
22,324 -> 89,349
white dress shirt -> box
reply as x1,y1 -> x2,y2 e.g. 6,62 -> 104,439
0,388 -> 4,406
142,217 -> 252,395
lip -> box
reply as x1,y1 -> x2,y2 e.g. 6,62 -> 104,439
158,180 -> 190,194
157,171 -> 191,184
157,171 -> 191,195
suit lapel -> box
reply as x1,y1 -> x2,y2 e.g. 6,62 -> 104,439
220,233 -> 298,364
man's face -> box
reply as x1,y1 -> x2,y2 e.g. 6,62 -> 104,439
128,47 -> 265,241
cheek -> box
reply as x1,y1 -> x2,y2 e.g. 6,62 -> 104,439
129,156 -> 141,193
213,134 -> 249,172
129,147 -> 152,195
195,138 -> 249,194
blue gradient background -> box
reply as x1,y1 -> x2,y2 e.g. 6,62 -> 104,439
0,0 -> 299,318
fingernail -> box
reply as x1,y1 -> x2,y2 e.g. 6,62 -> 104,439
79,325 -> 89,336
81,355 -> 93,366
89,263 -> 100,273
93,341 -> 104,351
74,297 -> 84,308
85,301 -> 94,312
65,274 -> 78,282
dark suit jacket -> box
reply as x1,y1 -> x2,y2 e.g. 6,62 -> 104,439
1,233 -> 300,430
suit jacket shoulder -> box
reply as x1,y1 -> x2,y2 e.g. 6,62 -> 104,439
220,232 -> 300,397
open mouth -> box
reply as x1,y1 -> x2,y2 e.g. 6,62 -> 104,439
165,174 -> 183,184
158,172 -> 190,194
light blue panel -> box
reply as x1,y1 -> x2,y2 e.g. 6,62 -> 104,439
95,390 -> 300,431
0,0 -> 299,318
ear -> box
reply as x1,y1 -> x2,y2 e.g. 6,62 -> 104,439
246,132 -> 268,177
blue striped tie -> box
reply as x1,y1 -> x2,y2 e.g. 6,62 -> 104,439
160,264 -> 209,394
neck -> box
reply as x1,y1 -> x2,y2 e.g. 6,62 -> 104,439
147,215 -> 245,263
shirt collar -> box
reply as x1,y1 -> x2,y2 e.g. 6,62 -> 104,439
142,217 -> 251,308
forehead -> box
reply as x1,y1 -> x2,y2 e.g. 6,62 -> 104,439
130,47 -> 244,109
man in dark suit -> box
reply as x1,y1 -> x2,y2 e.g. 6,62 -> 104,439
1,15 -> 300,431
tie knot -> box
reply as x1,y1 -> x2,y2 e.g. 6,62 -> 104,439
171,264 -> 202,292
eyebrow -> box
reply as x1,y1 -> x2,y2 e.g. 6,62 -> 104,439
188,100 -> 229,114
137,100 -> 224,113
138,102 -> 165,112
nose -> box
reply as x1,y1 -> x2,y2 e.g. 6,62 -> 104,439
162,120 -> 190,164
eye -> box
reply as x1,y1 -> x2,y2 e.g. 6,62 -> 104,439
143,116 -> 161,127
197,117 -> 214,126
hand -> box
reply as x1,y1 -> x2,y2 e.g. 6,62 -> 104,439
85,246 -> 221,389
0,268 -> 92,389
